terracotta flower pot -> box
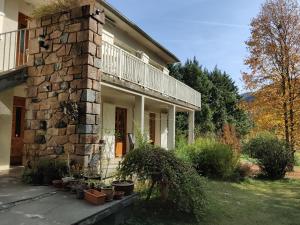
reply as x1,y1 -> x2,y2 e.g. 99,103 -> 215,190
113,191 -> 125,200
112,180 -> 134,196
84,189 -> 106,205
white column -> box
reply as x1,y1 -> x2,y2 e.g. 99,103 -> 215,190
134,95 -> 145,135
188,110 -> 195,144
167,105 -> 176,150
0,0 -> 5,34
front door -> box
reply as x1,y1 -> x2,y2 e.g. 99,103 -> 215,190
10,96 -> 26,166
16,12 -> 29,67
115,107 -> 127,157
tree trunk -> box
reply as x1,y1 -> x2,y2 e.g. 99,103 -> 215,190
287,76 -> 295,152
281,78 -> 290,147
146,180 -> 156,201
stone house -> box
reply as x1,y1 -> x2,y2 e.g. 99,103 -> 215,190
0,0 -> 201,173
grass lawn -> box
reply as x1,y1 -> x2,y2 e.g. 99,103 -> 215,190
125,179 -> 300,225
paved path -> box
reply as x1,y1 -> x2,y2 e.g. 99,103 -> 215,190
0,176 -> 137,225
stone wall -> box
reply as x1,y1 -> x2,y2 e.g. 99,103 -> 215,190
23,5 -> 104,167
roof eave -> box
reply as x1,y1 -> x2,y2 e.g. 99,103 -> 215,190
101,1 -> 180,64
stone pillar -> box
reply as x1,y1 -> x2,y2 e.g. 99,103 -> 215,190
134,95 -> 145,137
188,110 -> 195,144
167,105 -> 176,150
23,5 -> 105,167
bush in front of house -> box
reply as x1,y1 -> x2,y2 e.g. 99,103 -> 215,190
118,144 -> 206,221
176,138 -> 239,179
243,133 -> 293,179
22,158 -> 68,185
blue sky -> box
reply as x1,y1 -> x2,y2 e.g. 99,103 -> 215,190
106,0 -> 265,93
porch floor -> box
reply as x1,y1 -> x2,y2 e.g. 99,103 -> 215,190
0,175 -> 137,225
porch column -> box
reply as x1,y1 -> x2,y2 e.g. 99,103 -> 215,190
167,105 -> 176,150
134,95 -> 145,135
188,110 -> 195,144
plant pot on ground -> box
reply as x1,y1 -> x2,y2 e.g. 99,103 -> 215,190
84,189 -> 106,205
75,183 -> 88,199
101,186 -> 114,202
113,191 -> 125,200
112,180 -> 134,196
52,179 -> 63,188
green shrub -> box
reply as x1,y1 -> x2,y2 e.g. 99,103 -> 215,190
22,159 -> 68,185
295,152 -> 300,167
243,133 -> 293,179
176,138 -> 239,179
118,145 -> 206,221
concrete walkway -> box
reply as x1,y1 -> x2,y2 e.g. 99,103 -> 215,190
0,175 -> 137,225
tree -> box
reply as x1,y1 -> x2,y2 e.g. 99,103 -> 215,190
244,0 -> 300,151
169,59 -> 251,138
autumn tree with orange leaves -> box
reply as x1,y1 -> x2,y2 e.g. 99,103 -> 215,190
244,0 -> 300,152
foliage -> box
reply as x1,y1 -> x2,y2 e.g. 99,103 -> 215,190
118,145 -> 206,220
22,158 -> 68,185
125,179 -> 300,225
243,0 -> 300,150
32,0 -> 81,18
169,60 -> 252,138
176,138 -> 239,179
234,163 -> 253,181
295,152 -> 300,166
243,133 -> 293,179
220,123 -> 241,152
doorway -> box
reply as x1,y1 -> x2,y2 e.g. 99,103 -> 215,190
115,107 -> 127,157
16,12 -> 29,67
149,113 -> 156,145
10,96 -> 26,166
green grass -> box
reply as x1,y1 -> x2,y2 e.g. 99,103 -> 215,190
125,179 -> 300,225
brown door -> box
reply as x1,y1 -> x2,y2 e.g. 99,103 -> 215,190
115,108 -> 127,157
149,113 -> 156,145
16,13 -> 29,67
10,96 -> 26,166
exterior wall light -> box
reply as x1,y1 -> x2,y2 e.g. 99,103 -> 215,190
38,34 -> 49,49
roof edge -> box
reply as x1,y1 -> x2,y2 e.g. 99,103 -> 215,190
101,1 -> 180,63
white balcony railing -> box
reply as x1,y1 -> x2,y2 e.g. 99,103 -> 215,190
0,28 -> 201,108
100,41 -> 201,108
0,29 -> 29,73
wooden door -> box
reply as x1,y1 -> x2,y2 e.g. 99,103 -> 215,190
10,96 -> 26,166
149,113 -> 156,145
115,107 -> 127,157
16,13 -> 29,67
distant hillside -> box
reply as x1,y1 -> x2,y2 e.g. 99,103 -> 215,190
240,92 -> 255,102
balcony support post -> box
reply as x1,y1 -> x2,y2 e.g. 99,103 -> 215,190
188,110 -> 195,144
134,95 -> 145,139
167,105 -> 176,150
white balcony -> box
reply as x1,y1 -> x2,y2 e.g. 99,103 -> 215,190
0,29 -> 201,109
0,29 -> 29,74
100,41 -> 201,108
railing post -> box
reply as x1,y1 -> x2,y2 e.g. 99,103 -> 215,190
118,47 -> 122,79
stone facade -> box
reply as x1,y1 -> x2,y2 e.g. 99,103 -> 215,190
23,5 -> 104,167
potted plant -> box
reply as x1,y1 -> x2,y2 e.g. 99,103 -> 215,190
112,180 -> 134,196
76,183 -> 88,199
52,179 -> 63,188
101,185 -> 114,202
113,191 -> 125,200
84,189 -> 106,205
